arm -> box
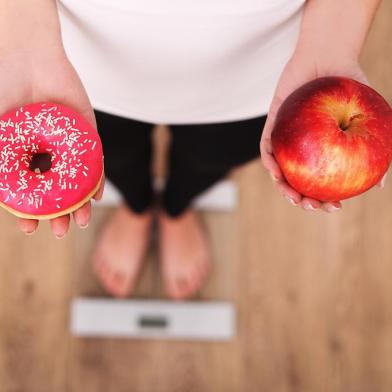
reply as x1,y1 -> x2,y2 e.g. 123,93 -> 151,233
296,0 -> 381,61
0,0 -> 105,236
260,0 -> 382,212
0,0 -> 63,54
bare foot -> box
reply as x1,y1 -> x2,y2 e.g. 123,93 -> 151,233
92,204 -> 153,298
157,208 -> 211,300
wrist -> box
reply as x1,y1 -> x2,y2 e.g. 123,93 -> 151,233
293,40 -> 360,66
294,31 -> 361,64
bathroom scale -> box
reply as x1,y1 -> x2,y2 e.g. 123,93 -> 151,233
71,298 -> 236,341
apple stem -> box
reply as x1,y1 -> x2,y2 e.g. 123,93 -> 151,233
350,113 -> 365,122
339,120 -> 350,131
339,113 -> 364,131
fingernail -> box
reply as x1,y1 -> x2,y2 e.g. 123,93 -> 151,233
285,196 -> 298,206
55,233 -> 65,239
25,229 -> 36,236
79,223 -> 89,229
328,206 -> 340,213
303,202 -> 316,211
380,174 -> 387,188
270,173 -> 279,182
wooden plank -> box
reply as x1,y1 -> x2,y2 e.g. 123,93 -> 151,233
361,0 -> 392,103
0,209 -> 71,392
68,206 -> 160,392
151,206 -> 243,392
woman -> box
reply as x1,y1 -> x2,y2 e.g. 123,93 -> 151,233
1,0 -> 381,299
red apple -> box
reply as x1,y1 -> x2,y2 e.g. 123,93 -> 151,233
271,76 -> 392,201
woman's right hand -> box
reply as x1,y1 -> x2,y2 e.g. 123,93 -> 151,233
0,47 -> 105,238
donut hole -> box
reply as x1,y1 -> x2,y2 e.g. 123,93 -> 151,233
29,152 -> 52,174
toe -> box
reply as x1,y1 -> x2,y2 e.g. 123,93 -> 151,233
111,271 -> 131,297
166,270 -> 196,300
94,261 -> 114,291
164,270 -> 185,300
175,275 -> 191,297
95,261 -> 136,298
92,255 -> 105,277
101,268 -> 124,297
97,262 -> 111,286
89,205 -> 151,298
163,255 -> 212,300
201,258 -> 211,280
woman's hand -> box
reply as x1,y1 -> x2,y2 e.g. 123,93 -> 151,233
260,0 -> 382,213
259,50 -> 382,212
0,48 -> 105,237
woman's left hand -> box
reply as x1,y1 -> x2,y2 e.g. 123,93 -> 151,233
259,49 -> 384,212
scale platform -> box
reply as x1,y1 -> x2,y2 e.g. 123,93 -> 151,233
71,298 -> 236,341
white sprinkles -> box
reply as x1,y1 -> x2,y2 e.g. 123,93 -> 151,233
0,104 -> 100,212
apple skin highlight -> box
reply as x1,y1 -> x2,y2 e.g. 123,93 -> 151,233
271,77 -> 392,202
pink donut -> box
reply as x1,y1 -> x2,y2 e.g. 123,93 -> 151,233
0,102 -> 104,219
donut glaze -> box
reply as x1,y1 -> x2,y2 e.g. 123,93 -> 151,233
0,102 -> 104,219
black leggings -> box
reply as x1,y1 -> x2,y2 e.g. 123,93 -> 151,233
94,109 -> 266,218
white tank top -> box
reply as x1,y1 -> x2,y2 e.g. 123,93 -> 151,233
57,0 -> 305,124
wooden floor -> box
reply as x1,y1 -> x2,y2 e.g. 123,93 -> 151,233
1,3 -> 392,392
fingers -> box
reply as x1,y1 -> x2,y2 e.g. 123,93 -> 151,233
73,175 -> 103,228
299,198 -> 341,213
93,173 -> 105,201
260,138 -> 283,181
290,193 -> 341,213
16,172 -> 103,237
272,177 -> 342,213
83,108 -> 98,129
20,201 -> 93,239
260,90 -> 284,143
17,218 -> 39,235
274,180 -> 302,205
378,172 -> 387,188
262,127 -> 342,213
320,202 -> 341,213
260,92 -> 287,182
73,201 -> 91,229
300,197 -> 321,211
50,214 -> 71,239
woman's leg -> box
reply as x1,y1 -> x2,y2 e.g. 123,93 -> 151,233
158,115 -> 266,299
162,115 -> 267,217
92,110 -> 156,297
94,109 -> 155,213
